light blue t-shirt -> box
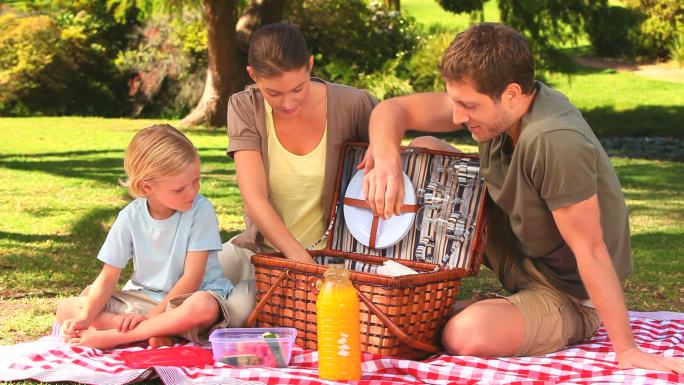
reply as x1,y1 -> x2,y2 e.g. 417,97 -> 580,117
97,194 -> 232,302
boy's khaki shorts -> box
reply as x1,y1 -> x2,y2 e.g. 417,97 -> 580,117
104,280 -> 256,344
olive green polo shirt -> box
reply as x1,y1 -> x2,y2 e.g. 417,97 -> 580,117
478,82 -> 632,299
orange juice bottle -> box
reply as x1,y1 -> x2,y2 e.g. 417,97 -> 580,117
316,257 -> 361,380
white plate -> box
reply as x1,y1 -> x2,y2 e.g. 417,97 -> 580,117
343,170 -> 416,249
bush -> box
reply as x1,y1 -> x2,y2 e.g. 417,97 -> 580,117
0,3 -> 135,116
286,0 -> 419,82
115,11 -> 207,118
403,32 -> 454,92
359,59 -> 414,100
585,6 -> 641,58
627,0 -> 683,60
587,1 -> 684,61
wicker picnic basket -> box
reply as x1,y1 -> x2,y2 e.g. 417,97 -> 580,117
245,142 -> 488,359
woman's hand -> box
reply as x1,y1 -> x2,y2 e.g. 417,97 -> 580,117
287,249 -> 316,264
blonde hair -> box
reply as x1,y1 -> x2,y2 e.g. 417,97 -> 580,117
122,124 -> 199,198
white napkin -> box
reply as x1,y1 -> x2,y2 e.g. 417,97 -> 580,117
376,260 -> 419,277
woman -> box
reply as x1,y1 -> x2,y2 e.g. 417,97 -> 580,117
218,23 -> 377,286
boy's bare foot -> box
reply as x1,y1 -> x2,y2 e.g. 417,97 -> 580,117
68,329 -> 125,350
148,336 -> 175,348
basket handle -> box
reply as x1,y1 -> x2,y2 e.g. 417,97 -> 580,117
245,268 -> 441,354
245,269 -> 290,327
355,288 -> 441,354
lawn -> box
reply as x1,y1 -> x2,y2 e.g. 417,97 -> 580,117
1,116 -> 682,350
402,0 -> 500,32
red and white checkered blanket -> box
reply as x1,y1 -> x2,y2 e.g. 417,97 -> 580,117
1,311 -> 682,385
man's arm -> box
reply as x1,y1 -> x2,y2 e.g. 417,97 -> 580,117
364,92 -> 457,219
552,194 -> 684,373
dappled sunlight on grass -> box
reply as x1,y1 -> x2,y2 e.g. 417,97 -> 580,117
0,117 -> 682,346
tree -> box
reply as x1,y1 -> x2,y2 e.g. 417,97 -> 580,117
384,0 -> 400,11
436,0 -> 607,72
110,0 -> 285,128
181,0 -> 285,128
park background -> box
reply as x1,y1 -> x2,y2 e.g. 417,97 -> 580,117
0,0 -> 682,359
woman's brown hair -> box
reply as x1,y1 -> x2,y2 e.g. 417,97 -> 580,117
248,23 -> 310,77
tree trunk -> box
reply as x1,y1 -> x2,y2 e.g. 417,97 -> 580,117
180,0 -> 238,128
236,0 -> 286,47
180,0 -> 285,128
385,0 -> 400,11
233,0 -> 286,92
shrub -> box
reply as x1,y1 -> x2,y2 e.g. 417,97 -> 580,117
115,11 -> 207,118
286,0 -> 419,82
403,32 -> 454,92
585,6 -> 641,58
587,1 -> 684,61
359,59 -> 414,100
627,0 -> 683,60
0,3 -> 135,116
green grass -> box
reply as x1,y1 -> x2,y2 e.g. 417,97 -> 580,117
545,67 -> 684,137
402,0 -> 500,33
0,117 -> 682,352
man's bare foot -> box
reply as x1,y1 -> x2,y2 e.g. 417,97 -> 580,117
148,336 -> 175,348
68,329 -> 127,350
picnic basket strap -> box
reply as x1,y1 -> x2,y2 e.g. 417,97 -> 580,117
245,269 -> 289,327
355,288 -> 441,354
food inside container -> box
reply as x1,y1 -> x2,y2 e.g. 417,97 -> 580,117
208,327 -> 297,368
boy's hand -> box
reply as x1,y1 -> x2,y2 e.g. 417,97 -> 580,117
115,312 -> 147,332
61,317 -> 90,340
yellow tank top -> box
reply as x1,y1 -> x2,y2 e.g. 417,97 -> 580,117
264,100 -> 327,251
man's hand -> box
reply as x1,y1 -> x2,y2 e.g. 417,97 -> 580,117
617,346 -> 684,373
114,313 -> 147,332
362,152 -> 404,220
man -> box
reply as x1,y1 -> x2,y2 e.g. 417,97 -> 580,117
362,22 -> 683,372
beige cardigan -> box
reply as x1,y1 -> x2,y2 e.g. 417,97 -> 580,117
226,78 -> 377,252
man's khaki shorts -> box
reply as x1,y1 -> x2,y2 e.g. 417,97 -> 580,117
482,203 -> 601,356
504,258 -> 601,356
104,280 -> 255,344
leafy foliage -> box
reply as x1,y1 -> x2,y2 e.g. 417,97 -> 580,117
0,1 -> 137,116
585,1 -> 683,61
115,10 -> 207,118
403,32 -> 453,92
585,5 -> 641,58
286,0 -> 419,83
498,0 -> 606,73
627,0 -> 683,61
436,0 -> 484,14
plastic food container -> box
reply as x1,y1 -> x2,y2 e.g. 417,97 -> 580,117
208,327 -> 297,368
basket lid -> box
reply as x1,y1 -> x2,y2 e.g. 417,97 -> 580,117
324,143 -> 487,273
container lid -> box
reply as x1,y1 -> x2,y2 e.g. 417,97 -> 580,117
209,327 -> 297,343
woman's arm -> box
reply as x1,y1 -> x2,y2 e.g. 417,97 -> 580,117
234,150 -> 315,263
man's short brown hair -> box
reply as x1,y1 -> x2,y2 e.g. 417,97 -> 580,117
439,23 -> 535,100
